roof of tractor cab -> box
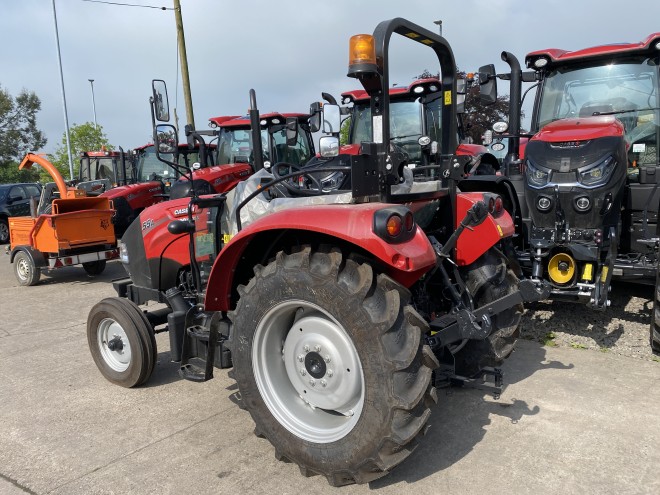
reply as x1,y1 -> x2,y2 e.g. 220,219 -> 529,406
208,113 -> 309,129
526,32 -> 660,67
80,150 -> 122,157
341,77 -> 441,103
131,142 -> 215,153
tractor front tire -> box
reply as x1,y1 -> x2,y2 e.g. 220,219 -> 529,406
83,260 -> 107,276
14,251 -> 40,286
651,262 -> 660,354
229,247 -> 438,486
453,249 -> 523,376
87,297 -> 157,387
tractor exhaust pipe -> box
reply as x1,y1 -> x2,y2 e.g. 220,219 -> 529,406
501,51 -> 522,175
249,89 -> 264,172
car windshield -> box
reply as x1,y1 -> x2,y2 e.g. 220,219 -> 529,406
351,100 -> 426,163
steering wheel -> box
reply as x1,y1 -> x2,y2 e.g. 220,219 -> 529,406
271,162 -> 324,196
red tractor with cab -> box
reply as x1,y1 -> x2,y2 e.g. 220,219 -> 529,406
87,19 -> 548,485
479,33 -> 660,351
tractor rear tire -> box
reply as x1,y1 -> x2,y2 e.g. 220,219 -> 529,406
453,249 -> 523,377
14,251 -> 41,286
228,246 -> 438,486
651,262 -> 660,354
87,297 -> 157,387
83,260 -> 107,276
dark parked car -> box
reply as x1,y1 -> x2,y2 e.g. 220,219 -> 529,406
0,183 -> 42,244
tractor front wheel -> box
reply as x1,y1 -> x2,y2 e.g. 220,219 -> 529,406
453,249 -> 523,376
87,297 -> 157,387
651,260 -> 660,354
229,247 -> 438,486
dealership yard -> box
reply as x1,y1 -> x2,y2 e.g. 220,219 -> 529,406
1,256 -> 660,494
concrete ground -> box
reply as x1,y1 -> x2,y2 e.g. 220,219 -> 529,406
1,255 -> 659,494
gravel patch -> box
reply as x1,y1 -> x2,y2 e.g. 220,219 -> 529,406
519,281 -> 658,362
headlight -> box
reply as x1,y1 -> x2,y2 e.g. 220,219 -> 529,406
526,160 -> 550,187
119,241 -> 129,264
578,155 -> 616,187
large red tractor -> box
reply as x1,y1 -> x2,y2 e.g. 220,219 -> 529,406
87,19 -> 548,485
479,33 -> 660,350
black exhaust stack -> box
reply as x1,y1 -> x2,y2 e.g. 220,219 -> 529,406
501,51 -> 522,176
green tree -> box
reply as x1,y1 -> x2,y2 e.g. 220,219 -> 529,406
0,84 -> 47,183
416,69 -> 514,144
339,116 -> 351,145
49,122 -> 113,182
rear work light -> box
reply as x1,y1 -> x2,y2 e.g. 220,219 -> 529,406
373,207 -> 416,244
485,194 -> 504,216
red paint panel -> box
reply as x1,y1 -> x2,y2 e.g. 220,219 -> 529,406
533,117 -> 624,143
455,193 -> 514,266
204,203 -> 437,311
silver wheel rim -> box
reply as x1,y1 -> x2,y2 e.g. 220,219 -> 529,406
16,257 -> 31,281
252,300 -> 364,444
97,317 -> 132,372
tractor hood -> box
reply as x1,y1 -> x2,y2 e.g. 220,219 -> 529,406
527,117 -> 625,173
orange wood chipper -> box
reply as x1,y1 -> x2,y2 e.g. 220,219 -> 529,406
5,154 -> 118,286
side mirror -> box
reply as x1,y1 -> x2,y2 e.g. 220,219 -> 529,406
155,124 -> 178,154
319,136 -> 339,158
478,64 -> 497,105
152,80 -> 170,122
456,78 -> 466,114
322,104 -> 341,134
309,102 -> 322,133
285,117 -> 299,147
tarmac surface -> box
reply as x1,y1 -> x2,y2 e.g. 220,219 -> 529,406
1,256 -> 659,494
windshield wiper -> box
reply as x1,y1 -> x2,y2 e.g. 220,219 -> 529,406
593,106 -> 660,116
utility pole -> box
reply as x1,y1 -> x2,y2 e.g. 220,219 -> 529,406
51,0 -> 74,180
173,0 -> 194,129
88,79 -> 98,128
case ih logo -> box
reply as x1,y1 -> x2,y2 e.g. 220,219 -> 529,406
174,208 -> 189,216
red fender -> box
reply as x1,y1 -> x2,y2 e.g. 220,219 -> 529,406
455,192 -> 514,266
204,203 -> 437,311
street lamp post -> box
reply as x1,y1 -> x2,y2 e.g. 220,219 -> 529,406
433,19 -> 443,36
51,0 -> 74,180
88,79 -> 97,128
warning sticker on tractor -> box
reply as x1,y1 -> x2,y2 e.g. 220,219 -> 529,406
222,234 -> 233,244
497,225 -> 504,237
444,90 -> 452,105
633,143 -> 646,153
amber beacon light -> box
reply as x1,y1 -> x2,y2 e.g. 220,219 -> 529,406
348,34 -> 377,77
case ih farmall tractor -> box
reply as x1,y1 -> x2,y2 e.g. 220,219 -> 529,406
479,33 -> 660,350
87,18 -> 548,485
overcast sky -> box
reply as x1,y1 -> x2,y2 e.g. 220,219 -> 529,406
1,0 -> 659,156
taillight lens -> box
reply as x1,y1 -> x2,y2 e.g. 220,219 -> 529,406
494,196 -> 503,215
488,197 -> 495,213
386,214 -> 403,237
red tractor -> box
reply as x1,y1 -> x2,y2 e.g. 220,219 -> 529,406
87,19 -> 548,485
479,33 -> 660,351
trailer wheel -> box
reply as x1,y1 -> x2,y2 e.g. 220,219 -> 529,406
14,251 -> 41,286
87,297 -> 156,387
651,262 -> 660,354
454,249 -> 523,376
0,218 -> 9,244
83,260 -> 107,276
229,247 -> 438,486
